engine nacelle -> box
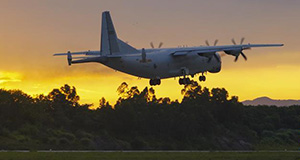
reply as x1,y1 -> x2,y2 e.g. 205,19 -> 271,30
209,65 -> 221,73
209,52 -> 221,73
224,49 -> 242,56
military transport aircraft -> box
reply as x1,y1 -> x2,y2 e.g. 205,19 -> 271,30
54,11 -> 283,86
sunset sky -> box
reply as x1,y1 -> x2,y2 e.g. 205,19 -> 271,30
1,0 -> 300,106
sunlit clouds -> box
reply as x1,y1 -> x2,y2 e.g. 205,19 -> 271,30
0,71 -> 22,84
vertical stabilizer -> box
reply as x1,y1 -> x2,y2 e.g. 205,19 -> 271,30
100,11 -> 139,55
101,11 -> 120,55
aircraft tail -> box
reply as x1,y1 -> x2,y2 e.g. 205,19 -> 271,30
100,11 -> 139,55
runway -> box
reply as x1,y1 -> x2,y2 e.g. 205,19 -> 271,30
1,150 -> 299,153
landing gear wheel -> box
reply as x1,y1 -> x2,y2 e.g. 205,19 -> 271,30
185,78 -> 191,84
156,79 -> 161,85
150,79 -> 154,86
179,78 -> 191,85
179,78 -> 184,85
150,79 -> 161,86
199,76 -> 206,82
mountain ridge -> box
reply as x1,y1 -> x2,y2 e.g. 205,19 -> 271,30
242,96 -> 300,106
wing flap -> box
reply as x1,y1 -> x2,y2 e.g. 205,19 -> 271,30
172,50 -> 217,57
172,51 -> 189,56
171,44 -> 283,57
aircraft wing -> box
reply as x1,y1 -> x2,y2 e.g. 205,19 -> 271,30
171,44 -> 283,57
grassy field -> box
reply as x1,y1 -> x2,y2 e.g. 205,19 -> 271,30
0,151 -> 300,160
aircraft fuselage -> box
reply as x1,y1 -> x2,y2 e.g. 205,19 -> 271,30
102,49 -> 221,79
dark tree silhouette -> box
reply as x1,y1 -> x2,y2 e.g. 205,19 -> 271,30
0,82 -> 299,150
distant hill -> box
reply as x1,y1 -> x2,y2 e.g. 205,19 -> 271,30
242,97 -> 300,106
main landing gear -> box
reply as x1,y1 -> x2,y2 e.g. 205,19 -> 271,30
178,68 -> 192,85
179,77 -> 191,85
178,72 -> 207,85
149,79 -> 161,86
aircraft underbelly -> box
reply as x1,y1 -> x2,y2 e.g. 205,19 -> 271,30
103,54 -> 220,79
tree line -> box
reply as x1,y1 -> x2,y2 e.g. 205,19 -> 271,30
0,81 -> 299,150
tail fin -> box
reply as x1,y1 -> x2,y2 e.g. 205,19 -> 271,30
100,11 -> 138,55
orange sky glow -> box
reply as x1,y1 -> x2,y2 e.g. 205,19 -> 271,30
1,0 -> 300,107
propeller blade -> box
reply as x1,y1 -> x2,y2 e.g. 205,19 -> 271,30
214,53 -> 221,62
158,42 -> 163,48
240,51 -> 247,61
67,51 -> 72,66
234,55 -> 239,62
141,48 -> 146,62
207,57 -> 212,63
240,37 -> 245,45
150,42 -> 154,49
214,39 -> 218,46
231,38 -> 237,45
142,48 -> 146,54
205,40 -> 210,46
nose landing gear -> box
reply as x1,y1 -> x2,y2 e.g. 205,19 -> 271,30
199,73 -> 206,82
150,79 -> 161,86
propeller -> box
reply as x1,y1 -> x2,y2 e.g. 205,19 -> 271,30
150,42 -> 164,48
231,37 -> 247,62
150,42 -> 154,48
205,39 -> 218,46
205,40 -> 220,63
231,37 -> 244,45
141,48 -> 146,62
158,42 -> 163,48
205,40 -> 210,46
213,53 -> 221,63
67,51 -> 72,66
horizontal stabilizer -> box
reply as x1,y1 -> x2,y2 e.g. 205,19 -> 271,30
71,56 -> 100,59
106,55 -> 122,58
54,51 -> 100,56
